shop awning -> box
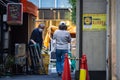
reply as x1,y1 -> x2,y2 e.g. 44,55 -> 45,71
20,0 -> 38,16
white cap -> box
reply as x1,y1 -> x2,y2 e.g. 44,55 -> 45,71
38,23 -> 45,29
39,23 -> 45,27
59,21 -> 66,25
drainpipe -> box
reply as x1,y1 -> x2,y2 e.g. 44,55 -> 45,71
106,0 -> 111,80
108,0 -> 112,79
109,0 -> 117,80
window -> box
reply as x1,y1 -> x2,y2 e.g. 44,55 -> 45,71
41,0 -> 55,8
28,0 -> 39,7
57,0 -> 71,8
39,0 -> 71,8
27,0 -> 72,8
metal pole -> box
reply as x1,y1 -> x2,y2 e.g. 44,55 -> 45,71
79,0 -> 83,68
75,0 -> 83,80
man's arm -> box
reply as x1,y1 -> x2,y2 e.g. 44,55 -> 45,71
30,39 -> 36,44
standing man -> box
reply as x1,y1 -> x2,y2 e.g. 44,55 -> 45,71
28,23 -> 45,74
53,21 -> 71,76
29,23 -> 45,50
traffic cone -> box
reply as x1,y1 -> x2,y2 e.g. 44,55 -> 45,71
62,53 -> 72,80
79,56 -> 86,80
82,54 -> 90,80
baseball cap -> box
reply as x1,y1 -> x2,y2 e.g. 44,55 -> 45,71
59,21 -> 66,26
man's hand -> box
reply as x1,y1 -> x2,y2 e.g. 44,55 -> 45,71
30,39 -> 36,44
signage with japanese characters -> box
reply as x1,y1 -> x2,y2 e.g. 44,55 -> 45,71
7,3 -> 23,25
83,14 -> 106,31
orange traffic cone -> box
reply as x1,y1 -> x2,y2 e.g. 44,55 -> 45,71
62,53 -> 72,80
79,56 -> 86,80
82,54 -> 90,80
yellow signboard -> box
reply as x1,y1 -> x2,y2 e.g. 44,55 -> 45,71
83,14 -> 106,31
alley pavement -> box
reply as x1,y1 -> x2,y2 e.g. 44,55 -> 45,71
0,73 -> 75,80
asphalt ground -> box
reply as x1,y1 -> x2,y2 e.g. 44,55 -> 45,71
0,73 -> 75,80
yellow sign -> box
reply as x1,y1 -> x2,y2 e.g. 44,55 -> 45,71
83,14 -> 106,31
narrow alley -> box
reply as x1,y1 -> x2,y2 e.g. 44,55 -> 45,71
1,0 -> 120,80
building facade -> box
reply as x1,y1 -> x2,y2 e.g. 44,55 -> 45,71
0,0 -> 38,74
76,0 -> 119,80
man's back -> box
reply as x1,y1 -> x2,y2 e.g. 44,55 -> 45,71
53,30 -> 71,49
29,28 -> 43,48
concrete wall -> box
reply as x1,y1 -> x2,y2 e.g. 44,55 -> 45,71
83,0 -> 106,13
83,31 -> 106,70
82,0 -> 107,70
76,0 -> 107,79
116,0 -> 120,79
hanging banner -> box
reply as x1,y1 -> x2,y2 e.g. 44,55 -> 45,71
83,14 -> 106,31
7,3 -> 23,25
